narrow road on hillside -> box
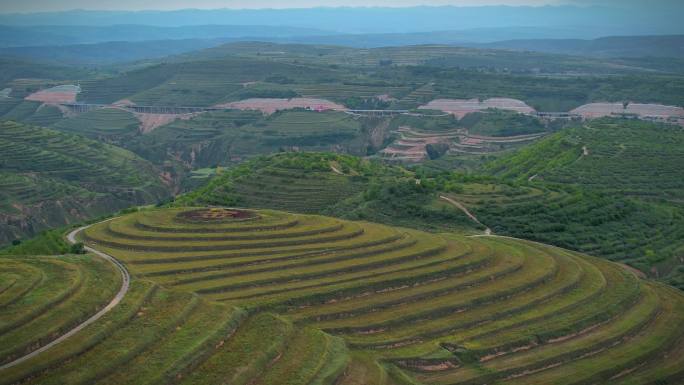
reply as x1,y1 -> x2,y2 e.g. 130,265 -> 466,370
0,222 -> 130,371
439,195 -> 492,235
330,165 -> 344,175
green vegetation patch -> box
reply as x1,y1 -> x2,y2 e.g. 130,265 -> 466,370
0,120 -> 170,244
75,207 -> 684,385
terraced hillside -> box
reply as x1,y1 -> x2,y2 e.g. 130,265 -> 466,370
126,110 -> 370,167
0,120 -> 170,244
180,152 -> 382,213
440,182 -> 684,289
381,125 -> 545,163
51,107 -> 140,143
74,207 -> 684,384
77,57 -> 347,106
476,118 -> 684,288
177,152 -> 478,232
62,41 -> 684,112
194,42 -> 674,75
0,254 -> 120,369
0,254 -> 347,385
0,98 -> 65,127
485,118 -> 684,202
0,57 -> 92,93
182,149 -> 684,288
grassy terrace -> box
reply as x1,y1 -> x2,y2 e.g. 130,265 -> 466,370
479,119 -> 684,287
51,108 -> 140,141
230,167 -> 366,213
0,255 -> 348,385
118,109 -> 368,176
73,207 -> 684,384
486,119 -> 684,203
0,255 -> 119,366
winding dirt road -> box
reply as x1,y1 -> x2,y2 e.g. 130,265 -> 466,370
440,195 -> 492,235
0,222 -> 130,371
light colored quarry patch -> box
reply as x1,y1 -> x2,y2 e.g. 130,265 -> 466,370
419,98 -> 536,118
627,103 -> 684,118
134,112 -> 198,134
570,103 -> 630,119
0,88 -> 11,98
376,94 -> 397,102
571,102 -> 684,120
217,98 -> 347,115
25,85 -> 81,104
113,99 -> 136,107
25,92 -> 77,104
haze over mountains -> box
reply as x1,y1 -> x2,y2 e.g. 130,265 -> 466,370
0,5 -> 683,66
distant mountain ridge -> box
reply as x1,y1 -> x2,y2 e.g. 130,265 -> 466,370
0,24 -> 333,48
3,29 -> 684,68
1,5 -> 682,37
479,35 -> 684,58
0,39 -> 230,65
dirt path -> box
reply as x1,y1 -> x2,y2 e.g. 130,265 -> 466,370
573,145 -> 590,164
330,165 -> 344,175
0,221 -> 130,371
440,195 -> 492,235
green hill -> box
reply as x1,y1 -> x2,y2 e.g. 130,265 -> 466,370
177,152 -> 478,233
0,57 -> 93,91
0,120 -> 171,244
439,180 -> 684,289
0,253 -> 347,385
180,146 -> 684,289
48,108 -> 384,190
126,109 -> 371,169
51,108 -> 140,143
476,118 -> 684,288
0,99 -> 64,126
485,118 -> 684,202
65,42 -> 684,111
482,35 -> 684,59
72,207 -> 684,384
77,57 -> 343,106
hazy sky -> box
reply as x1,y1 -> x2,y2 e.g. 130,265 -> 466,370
0,0 -> 619,13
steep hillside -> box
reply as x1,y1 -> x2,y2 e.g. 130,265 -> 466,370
50,108 -> 140,143
439,180 -> 684,289
75,207 -> 684,384
0,254 -> 347,385
0,57 -> 93,90
181,149 -> 684,289
477,119 -> 684,288
485,119 -> 684,202
177,152 -> 478,232
0,99 -> 64,126
0,120 -> 171,244
47,107 -> 388,189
